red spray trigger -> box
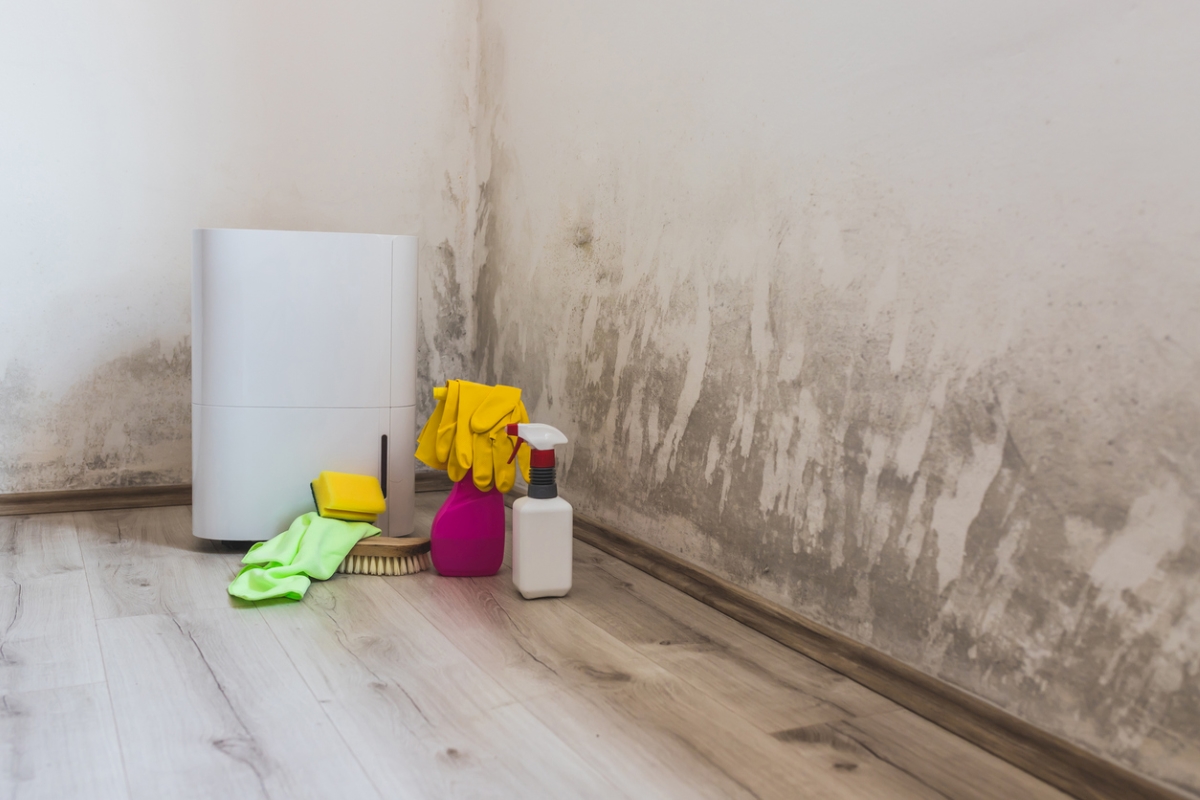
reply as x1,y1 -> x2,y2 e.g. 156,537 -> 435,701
506,423 -> 524,464
506,423 -> 566,467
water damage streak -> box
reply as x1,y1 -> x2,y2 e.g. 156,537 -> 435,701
472,141 -> 1200,792
417,235 -> 475,421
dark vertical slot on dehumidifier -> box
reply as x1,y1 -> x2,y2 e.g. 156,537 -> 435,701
381,435 -> 388,498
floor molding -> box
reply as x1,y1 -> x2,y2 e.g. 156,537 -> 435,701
0,472 -> 453,518
0,484 -> 193,517
561,504 -> 1185,800
415,472 -> 454,493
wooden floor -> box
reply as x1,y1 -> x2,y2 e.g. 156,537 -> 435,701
0,492 -> 1070,800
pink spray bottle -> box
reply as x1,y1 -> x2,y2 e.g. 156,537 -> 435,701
428,469 -> 506,577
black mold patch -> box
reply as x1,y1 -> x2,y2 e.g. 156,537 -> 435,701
416,232 -> 476,421
0,338 -> 190,492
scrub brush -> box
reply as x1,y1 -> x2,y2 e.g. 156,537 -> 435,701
337,536 -> 432,576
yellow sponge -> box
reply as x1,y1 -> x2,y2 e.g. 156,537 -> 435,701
311,471 -> 386,522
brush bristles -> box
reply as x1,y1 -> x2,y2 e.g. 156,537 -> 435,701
335,551 -> 432,576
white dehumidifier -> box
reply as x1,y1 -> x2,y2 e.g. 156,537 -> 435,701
192,228 -> 417,541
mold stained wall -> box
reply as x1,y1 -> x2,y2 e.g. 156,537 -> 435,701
0,0 -> 479,492
472,1 -> 1200,793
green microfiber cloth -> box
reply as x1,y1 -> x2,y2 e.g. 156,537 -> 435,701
228,512 -> 380,601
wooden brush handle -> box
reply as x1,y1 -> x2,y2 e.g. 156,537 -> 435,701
347,536 -> 431,558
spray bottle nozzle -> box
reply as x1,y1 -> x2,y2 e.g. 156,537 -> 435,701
506,423 -> 569,464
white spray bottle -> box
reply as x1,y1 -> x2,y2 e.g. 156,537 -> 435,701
506,423 -> 572,599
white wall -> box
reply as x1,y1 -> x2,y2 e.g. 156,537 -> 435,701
472,0 -> 1200,792
0,0 -> 479,491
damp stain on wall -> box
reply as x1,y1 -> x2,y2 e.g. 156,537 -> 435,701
417,234 -> 475,421
470,125 -> 1200,792
0,339 -> 192,492
0,217 -> 484,493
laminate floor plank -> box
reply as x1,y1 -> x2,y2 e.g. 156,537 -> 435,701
0,515 -> 106,694
75,508 -> 246,620
826,710 -> 1071,800
387,567 -> 950,800
384,570 -> 754,799
0,498 -> 1075,800
416,490 -> 1070,799
0,682 -> 129,800
564,542 -> 1071,799
97,610 -> 379,800
568,541 -> 898,730
256,575 -> 623,799
78,505 -> 210,555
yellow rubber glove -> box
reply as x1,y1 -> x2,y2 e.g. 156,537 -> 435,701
414,379 -> 532,491
451,380 -> 492,482
436,381 -> 461,475
469,384 -> 531,492
415,386 -> 449,471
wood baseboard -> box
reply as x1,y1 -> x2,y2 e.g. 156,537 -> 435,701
0,472 -> 453,518
548,500 -> 1184,800
415,471 -> 453,493
0,484 -> 192,517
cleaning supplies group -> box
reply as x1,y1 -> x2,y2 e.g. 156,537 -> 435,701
226,378 -> 571,601
228,471 -> 430,602
416,380 -> 573,597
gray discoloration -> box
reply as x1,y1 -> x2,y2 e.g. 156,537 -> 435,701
3,219 -> 478,489
417,235 -> 475,420
0,339 -> 191,493
466,110 -> 1200,792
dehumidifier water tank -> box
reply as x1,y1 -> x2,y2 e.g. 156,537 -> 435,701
192,228 -> 417,541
